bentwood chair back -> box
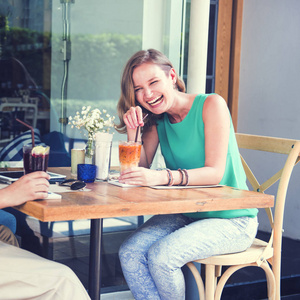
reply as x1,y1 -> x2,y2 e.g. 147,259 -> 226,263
186,133 -> 300,300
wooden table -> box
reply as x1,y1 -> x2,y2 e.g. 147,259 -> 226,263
13,167 -> 274,300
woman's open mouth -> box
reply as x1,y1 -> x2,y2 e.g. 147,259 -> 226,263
147,95 -> 163,107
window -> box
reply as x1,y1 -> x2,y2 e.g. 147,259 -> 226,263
181,0 -> 219,93
0,0 -> 220,293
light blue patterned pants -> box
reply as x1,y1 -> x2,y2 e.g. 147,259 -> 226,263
119,214 -> 258,300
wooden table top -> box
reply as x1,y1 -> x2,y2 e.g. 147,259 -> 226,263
13,167 -> 274,222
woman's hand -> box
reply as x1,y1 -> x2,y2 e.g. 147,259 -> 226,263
0,171 -> 50,208
123,106 -> 145,129
122,107 -> 158,170
119,167 -> 168,186
123,106 -> 146,141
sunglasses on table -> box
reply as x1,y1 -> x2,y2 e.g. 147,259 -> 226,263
58,179 -> 86,190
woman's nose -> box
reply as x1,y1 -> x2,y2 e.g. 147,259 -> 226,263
144,87 -> 153,98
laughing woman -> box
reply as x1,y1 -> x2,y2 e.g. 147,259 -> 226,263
116,49 -> 258,300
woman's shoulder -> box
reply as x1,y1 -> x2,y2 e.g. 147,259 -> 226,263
190,93 -> 227,112
192,93 -> 225,103
203,93 -> 227,110
202,93 -> 230,123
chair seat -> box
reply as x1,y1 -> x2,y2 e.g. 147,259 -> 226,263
194,238 -> 273,266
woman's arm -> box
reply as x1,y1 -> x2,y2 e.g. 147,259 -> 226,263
139,125 -> 159,168
119,123 -> 168,186
120,94 -> 230,186
122,106 -> 159,168
184,93 -> 230,185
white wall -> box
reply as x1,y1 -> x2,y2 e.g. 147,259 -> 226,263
238,0 -> 300,240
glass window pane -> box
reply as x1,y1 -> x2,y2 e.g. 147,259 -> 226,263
206,78 -> 213,93
0,0 -> 51,143
207,3 -> 217,76
50,0 -> 143,166
0,0 -> 219,294
181,0 -> 218,92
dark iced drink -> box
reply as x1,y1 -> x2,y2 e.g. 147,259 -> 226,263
23,145 -> 50,174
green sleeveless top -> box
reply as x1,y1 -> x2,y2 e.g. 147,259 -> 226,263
156,94 -> 258,219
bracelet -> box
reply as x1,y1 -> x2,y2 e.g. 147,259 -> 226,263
177,169 -> 185,185
182,169 -> 189,186
165,169 -> 174,186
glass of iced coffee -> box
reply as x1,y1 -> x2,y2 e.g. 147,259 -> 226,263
118,141 -> 142,172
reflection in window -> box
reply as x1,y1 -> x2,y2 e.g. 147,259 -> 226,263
0,0 -> 51,141
0,0 -> 220,294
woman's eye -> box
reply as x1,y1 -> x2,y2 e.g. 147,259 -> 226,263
150,80 -> 158,85
135,88 -> 141,93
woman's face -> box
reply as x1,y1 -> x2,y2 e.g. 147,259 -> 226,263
132,63 -> 176,114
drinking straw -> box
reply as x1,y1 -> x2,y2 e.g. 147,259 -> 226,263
16,118 -> 35,147
134,113 -> 148,142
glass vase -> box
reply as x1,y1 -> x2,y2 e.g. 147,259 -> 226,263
95,132 -> 113,180
85,138 -> 95,164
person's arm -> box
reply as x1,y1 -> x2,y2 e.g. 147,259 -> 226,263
122,106 -> 159,168
139,125 -> 159,168
120,94 -> 230,186
181,93 -> 230,186
120,106 -> 168,186
123,106 -> 145,142
0,171 -> 50,209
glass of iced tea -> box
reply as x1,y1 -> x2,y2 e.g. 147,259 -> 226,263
23,145 -> 50,174
119,141 -> 142,172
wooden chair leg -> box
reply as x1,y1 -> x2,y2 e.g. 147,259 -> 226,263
215,265 -> 246,300
186,262 -> 205,300
260,261 -> 276,300
214,263 -> 276,300
205,264 -> 216,300
215,265 -> 222,277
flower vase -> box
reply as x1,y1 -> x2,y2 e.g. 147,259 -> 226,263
85,138 -> 95,164
95,132 -> 113,180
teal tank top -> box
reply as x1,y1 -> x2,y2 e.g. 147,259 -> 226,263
156,94 -> 258,219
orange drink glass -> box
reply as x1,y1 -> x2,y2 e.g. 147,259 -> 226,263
119,141 -> 142,172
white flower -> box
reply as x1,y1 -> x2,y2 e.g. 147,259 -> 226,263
68,106 -> 115,140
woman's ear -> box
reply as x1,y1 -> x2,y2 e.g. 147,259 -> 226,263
169,68 -> 177,84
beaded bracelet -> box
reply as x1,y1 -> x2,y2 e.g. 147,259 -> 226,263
177,168 -> 185,185
165,169 -> 174,186
182,169 -> 189,186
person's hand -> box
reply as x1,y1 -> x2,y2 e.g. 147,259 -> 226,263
123,106 -> 147,142
119,167 -> 167,186
2,171 -> 50,207
123,106 -> 146,130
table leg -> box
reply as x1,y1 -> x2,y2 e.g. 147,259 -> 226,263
88,218 -> 103,300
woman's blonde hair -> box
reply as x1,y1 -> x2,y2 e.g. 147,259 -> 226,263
116,49 -> 186,133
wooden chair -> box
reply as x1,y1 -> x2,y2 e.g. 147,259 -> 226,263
186,133 -> 300,300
